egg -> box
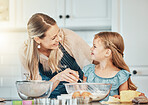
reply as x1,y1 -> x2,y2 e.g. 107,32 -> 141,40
72,91 -> 81,98
81,91 -> 92,98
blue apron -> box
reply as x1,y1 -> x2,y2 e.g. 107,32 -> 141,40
39,43 -> 83,98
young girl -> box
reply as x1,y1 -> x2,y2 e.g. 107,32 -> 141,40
82,32 -> 137,99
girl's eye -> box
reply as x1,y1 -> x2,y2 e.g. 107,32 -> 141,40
94,45 -> 96,48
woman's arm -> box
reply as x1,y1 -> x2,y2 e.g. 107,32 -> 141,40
50,68 -> 79,91
49,75 -> 60,91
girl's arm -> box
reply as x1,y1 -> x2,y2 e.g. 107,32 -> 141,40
113,81 -> 128,99
83,75 -> 87,82
119,81 -> 128,92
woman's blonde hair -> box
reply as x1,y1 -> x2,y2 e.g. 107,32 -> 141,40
94,32 -> 137,90
26,13 -> 63,80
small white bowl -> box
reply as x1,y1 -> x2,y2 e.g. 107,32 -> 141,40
16,80 -> 53,100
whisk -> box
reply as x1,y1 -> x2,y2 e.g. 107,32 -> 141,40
24,73 -> 31,81
78,79 -> 99,92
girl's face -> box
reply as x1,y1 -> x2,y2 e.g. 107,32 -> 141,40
90,38 -> 107,62
40,24 -> 62,50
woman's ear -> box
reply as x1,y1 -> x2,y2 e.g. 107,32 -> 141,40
34,37 -> 41,44
105,49 -> 112,57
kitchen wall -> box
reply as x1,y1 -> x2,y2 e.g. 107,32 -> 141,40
0,31 -> 27,98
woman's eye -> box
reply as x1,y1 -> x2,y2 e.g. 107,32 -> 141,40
52,38 -> 55,40
94,45 -> 96,48
52,35 -> 57,40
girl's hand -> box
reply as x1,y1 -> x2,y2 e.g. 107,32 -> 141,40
83,75 -> 87,82
56,68 -> 79,83
139,92 -> 147,97
113,95 -> 120,99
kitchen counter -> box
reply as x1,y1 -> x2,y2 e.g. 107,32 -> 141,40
0,99 -> 139,105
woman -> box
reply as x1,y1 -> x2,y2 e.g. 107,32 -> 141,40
19,13 -> 91,98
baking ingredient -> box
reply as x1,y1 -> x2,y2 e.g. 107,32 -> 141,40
101,96 -> 120,104
132,96 -> 148,104
18,83 -> 49,97
120,90 -> 141,102
81,92 -> 92,98
72,91 -> 81,98
89,93 -> 106,101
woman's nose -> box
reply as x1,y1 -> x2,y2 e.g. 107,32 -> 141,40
57,35 -> 62,42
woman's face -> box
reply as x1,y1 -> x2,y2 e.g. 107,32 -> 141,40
90,38 -> 107,62
40,24 -> 62,50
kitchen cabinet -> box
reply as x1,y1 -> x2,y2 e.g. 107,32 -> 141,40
130,66 -> 148,97
16,0 -> 111,29
64,0 -> 111,28
112,0 -> 148,95
131,75 -> 148,97
112,0 -> 148,67
15,0 -> 58,28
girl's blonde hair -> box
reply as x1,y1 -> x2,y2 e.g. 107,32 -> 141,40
94,32 -> 137,90
26,13 -> 64,80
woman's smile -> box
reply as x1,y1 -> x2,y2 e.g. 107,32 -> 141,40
53,42 -> 59,46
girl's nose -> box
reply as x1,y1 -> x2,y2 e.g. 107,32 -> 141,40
90,47 -> 93,51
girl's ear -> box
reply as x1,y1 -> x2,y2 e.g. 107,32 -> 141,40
105,49 -> 112,57
34,37 -> 41,44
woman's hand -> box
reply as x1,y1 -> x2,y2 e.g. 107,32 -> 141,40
56,68 -> 79,83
